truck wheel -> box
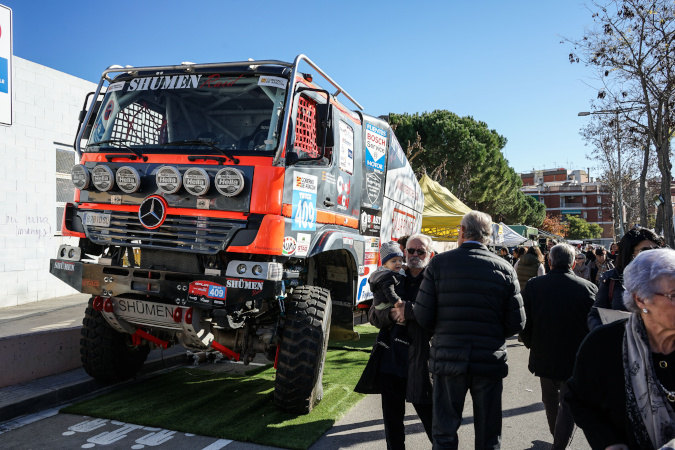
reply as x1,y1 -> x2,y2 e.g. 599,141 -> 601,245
80,296 -> 150,382
274,286 -> 332,414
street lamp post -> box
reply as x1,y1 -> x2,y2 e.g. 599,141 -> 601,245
578,108 -> 639,239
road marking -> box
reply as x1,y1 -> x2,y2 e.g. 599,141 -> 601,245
201,439 -> 232,449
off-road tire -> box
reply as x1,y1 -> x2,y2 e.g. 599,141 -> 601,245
274,286 -> 332,414
80,296 -> 150,382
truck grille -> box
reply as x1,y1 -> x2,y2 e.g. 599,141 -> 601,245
83,210 -> 246,254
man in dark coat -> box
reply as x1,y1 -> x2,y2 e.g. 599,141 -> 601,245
413,211 -> 526,450
369,233 -> 434,449
520,243 -> 597,450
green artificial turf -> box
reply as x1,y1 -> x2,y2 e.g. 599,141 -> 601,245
62,324 -> 379,450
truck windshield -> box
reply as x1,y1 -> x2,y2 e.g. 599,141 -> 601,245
86,73 -> 287,154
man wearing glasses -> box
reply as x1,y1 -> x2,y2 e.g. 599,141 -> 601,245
370,233 -> 436,448
414,211 -> 526,449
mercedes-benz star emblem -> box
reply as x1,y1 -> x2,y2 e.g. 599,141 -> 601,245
138,196 -> 167,229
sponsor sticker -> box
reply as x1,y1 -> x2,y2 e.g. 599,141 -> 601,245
322,171 -> 336,185
366,172 -> 382,204
53,260 -> 75,272
104,100 -> 114,120
258,76 -> 288,89
360,208 -> 382,236
107,81 -> 125,93
226,278 -> 265,291
343,236 -> 354,246
337,176 -> 351,210
364,237 -> 380,265
339,121 -> 354,174
365,123 -> 387,173
283,236 -> 297,256
127,74 -> 203,92
189,281 -> 226,300
296,233 -> 311,257
292,172 -> 317,231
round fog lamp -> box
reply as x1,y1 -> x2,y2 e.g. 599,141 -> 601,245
71,164 -> 91,190
183,167 -> 210,196
237,264 -> 247,274
215,168 -> 245,197
115,166 -> 141,193
92,165 -> 115,192
156,166 -> 182,194
252,265 -> 263,276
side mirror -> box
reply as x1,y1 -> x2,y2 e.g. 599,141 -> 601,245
315,102 -> 334,148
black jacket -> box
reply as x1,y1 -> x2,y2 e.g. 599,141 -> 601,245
566,320 -> 643,449
368,267 -> 404,308
520,268 -> 597,380
587,268 -> 625,331
413,242 -> 526,379
368,267 -> 432,404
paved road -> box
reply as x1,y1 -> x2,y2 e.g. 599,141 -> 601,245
0,334 -> 591,449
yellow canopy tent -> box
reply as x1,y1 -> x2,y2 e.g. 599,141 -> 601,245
419,174 -> 473,241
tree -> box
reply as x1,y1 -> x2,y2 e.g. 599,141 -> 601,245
391,110 -> 543,226
540,214 -> 569,237
580,103 -> 659,233
566,215 -> 604,240
568,0 -> 675,246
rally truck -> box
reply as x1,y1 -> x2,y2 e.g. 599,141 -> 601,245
50,55 -> 424,413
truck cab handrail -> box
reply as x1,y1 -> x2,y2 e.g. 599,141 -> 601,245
75,55 -> 363,161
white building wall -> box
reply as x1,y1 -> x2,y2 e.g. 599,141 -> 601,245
0,57 -> 96,308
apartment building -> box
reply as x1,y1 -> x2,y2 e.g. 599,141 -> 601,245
521,168 -> 615,245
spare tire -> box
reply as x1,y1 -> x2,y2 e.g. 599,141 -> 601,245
274,286 -> 332,414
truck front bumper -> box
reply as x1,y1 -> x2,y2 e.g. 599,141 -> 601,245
49,259 -> 283,308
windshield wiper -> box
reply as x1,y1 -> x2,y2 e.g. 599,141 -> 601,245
165,140 -> 239,164
90,139 -> 145,160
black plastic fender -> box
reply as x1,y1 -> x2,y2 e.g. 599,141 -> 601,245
308,229 -> 364,268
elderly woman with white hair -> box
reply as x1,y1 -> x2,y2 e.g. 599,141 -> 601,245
566,248 -> 675,450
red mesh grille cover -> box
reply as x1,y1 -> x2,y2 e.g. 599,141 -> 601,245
294,97 -> 319,158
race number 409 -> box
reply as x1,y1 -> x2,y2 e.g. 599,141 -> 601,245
294,198 -> 315,230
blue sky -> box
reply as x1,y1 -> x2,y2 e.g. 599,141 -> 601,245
4,0 -> 601,175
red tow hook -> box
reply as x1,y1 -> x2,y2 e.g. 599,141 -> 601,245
210,341 -> 241,362
92,296 -> 105,311
132,329 -> 169,349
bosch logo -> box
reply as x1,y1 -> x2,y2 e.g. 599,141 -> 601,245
138,195 -> 168,229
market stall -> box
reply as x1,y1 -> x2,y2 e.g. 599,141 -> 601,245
419,174 -> 472,241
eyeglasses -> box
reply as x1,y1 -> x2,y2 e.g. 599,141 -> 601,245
656,293 -> 675,301
575,257 -> 584,260
407,248 -> 426,256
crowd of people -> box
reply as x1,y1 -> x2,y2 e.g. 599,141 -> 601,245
358,211 -> 674,450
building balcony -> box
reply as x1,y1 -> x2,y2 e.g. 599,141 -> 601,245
561,202 -> 583,208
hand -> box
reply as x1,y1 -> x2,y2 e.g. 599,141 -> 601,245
392,300 -> 406,323
604,445 -> 629,450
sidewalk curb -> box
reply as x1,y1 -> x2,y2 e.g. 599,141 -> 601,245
0,347 -> 187,423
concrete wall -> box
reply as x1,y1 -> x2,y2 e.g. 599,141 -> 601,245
0,57 -> 97,308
